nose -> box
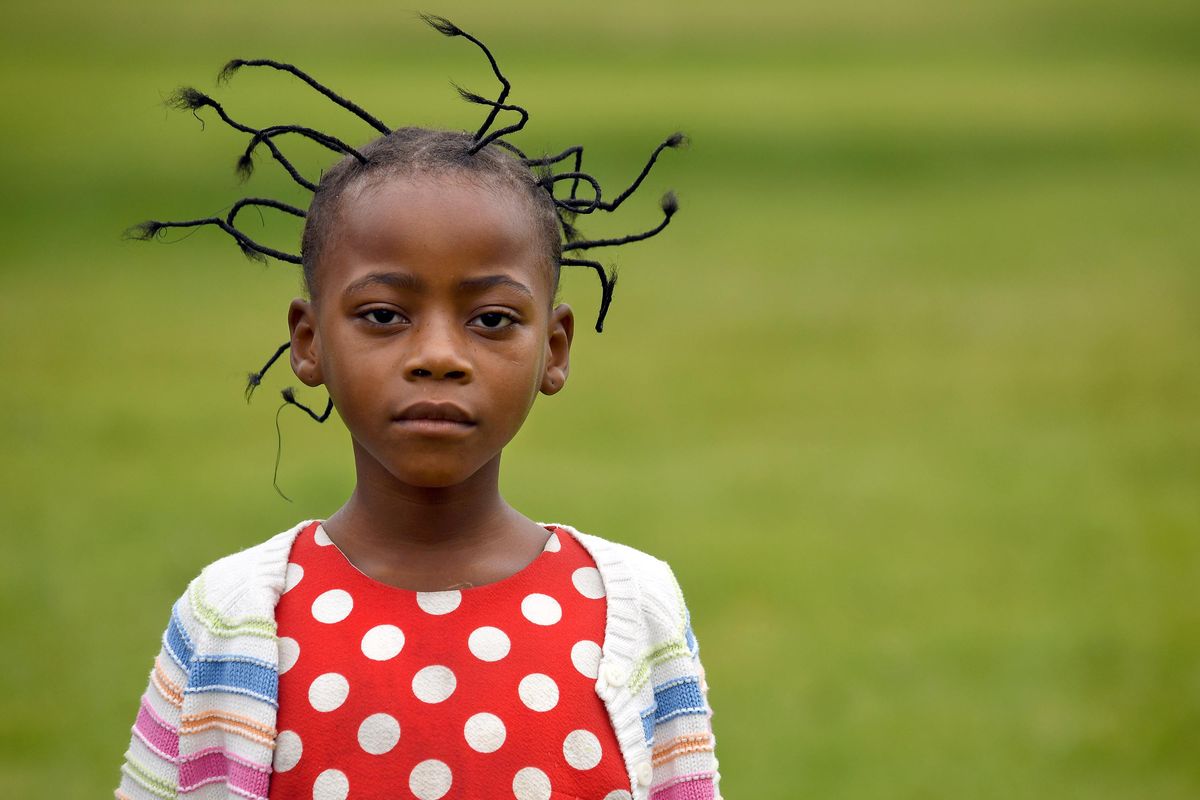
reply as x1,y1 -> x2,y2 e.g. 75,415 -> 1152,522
403,319 -> 472,382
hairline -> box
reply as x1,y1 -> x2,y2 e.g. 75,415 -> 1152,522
300,133 -> 561,302
304,163 -> 556,303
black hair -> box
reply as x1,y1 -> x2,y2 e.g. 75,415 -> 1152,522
128,14 -> 686,424
300,126 -> 564,300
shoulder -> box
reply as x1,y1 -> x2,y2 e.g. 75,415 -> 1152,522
197,519 -> 313,606
553,523 -> 688,633
173,519 -> 314,644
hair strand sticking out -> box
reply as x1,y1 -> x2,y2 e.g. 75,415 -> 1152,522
129,13 -> 688,421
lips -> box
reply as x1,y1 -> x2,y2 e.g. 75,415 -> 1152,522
395,401 -> 476,426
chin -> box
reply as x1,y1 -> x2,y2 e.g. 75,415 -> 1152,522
353,435 -> 504,492
384,458 -> 493,491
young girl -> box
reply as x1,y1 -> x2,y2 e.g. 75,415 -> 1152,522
116,16 -> 718,800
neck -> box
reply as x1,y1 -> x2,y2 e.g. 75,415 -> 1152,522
321,445 -> 546,591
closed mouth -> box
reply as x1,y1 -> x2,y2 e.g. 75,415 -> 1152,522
394,401 -> 476,426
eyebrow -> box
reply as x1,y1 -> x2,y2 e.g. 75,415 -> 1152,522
340,272 -> 534,299
343,271 -> 425,294
458,275 -> 534,298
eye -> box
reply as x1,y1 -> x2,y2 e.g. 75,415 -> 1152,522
364,308 -> 401,324
470,311 -> 516,330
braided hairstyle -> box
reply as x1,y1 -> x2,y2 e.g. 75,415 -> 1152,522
300,127 -> 564,300
128,14 -> 686,423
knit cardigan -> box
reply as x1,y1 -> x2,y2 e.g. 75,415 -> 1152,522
115,520 -> 721,800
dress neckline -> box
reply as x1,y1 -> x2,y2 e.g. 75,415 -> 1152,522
309,521 -> 563,595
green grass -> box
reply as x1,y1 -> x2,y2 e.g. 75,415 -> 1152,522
1,1 -> 1197,797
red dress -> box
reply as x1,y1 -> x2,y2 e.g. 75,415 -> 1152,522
269,521 -> 632,800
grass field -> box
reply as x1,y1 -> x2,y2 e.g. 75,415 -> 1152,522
1,1 -> 1197,797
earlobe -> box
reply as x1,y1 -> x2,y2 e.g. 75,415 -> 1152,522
540,303 -> 574,396
287,298 -> 324,387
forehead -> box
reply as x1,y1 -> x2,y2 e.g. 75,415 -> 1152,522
318,172 -> 553,299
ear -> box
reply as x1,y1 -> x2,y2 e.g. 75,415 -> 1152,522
540,303 -> 574,396
288,298 -> 324,388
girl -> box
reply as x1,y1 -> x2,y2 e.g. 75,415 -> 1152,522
116,16 -> 718,800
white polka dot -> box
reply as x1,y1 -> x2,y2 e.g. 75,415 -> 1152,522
571,566 -> 606,599
563,729 -> 603,770
603,792 -> 633,800
468,626 -> 511,662
273,730 -> 302,772
409,759 -> 452,800
283,562 -> 304,593
311,589 -> 353,623
277,636 -> 300,674
512,766 -> 551,800
308,672 -> 349,712
416,590 -> 462,615
314,526 -> 334,546
517,673 -> 559,712
361,624 -> 405,661
570,640 -> 602,679
520,593 -> 562,626
313,770 -> 349,800
313,769 -> 350,800
313,768 -> 349,800
464,712 -> 506,753
313,769 -> 348,800
542,532 -> 561,552
412,665 -> 456,703
358,712 -> 400,755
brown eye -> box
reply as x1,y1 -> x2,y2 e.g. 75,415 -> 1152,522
365,309 -> 402,324
471,312 -> 515,329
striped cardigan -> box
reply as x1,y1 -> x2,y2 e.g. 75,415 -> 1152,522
115,520 -> 721,800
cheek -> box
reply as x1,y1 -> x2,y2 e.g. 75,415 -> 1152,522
494,339 -> 546,411
315,333 -> 375,405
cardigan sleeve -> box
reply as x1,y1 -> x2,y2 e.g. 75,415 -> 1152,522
647,567 -> 722,800
115,593 -> 194,800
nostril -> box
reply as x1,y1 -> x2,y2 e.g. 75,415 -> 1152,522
411,368 -> 433,378
445,370 -> 467,380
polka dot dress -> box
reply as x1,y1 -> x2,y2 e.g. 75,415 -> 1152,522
269,521 -> 632,800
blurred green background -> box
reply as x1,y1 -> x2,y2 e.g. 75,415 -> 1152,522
1,0 -> 1197,797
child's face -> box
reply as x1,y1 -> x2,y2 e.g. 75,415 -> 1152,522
287,173 -> 573,490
